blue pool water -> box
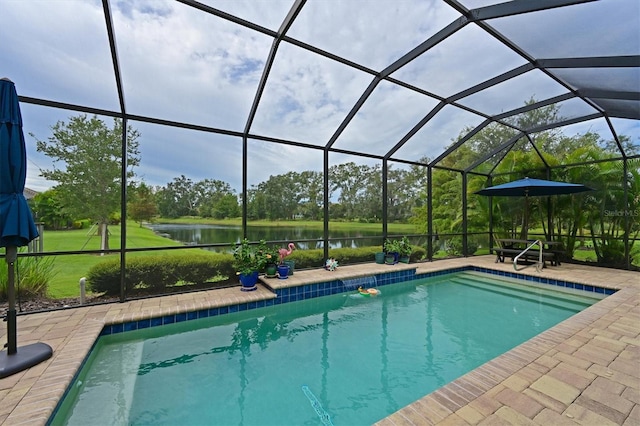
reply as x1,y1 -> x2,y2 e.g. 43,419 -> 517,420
50,271 -> 605,425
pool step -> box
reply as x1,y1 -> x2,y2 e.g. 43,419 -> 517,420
446,273 -> 598,312
460,271 -> 604,302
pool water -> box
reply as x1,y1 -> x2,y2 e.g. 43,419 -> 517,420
50,271 -> 604,425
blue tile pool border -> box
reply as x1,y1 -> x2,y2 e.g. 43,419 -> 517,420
99,265 -> 615,337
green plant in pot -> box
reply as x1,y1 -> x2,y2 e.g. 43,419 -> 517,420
233,238 -> 266,291
398,236 -> 412,263
258,242 -> 279,278
384,238 -> 401,264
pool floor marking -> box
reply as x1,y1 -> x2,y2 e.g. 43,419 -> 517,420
302,385 -> 334,426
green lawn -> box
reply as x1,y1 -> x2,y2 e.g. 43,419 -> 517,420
37,223 -> 191,298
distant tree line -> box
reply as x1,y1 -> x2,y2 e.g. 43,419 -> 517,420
138,161 -> 429,223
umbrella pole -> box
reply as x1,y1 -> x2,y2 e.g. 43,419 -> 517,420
1,246 -> 52,379
521,196 -> 529,240
6,246 -> 17,355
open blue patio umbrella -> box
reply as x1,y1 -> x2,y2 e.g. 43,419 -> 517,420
475,177 -> 592,197
475,177 -> 593,239
0,78 -> 52,378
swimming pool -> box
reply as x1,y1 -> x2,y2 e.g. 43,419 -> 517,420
49,270 -> 606,425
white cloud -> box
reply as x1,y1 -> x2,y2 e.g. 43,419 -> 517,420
251,42 -> 373,145
0,0 -> 118,108
287,0 -> 459,71
490,0 -> 640,58
334,81 -> 441,156
457,69 -> 569,116
112,0 -> 271,130
393,23 -> 527,97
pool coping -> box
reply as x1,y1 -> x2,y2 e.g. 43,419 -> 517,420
0,256 -> 638,425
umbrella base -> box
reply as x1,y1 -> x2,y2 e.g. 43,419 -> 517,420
0,342 -> 53,379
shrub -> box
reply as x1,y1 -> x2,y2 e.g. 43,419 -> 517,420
444,237 -> 478,256
285,248 -> 321,269
326,245 -> 426,266
72,219 -> 91,229
0,254 -> 56,301
127,257 -> 172,291
87,252 -> 234,295
86,259 -> 122,295
597,240 -> 626,266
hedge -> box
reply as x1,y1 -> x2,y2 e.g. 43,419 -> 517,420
87,245 -> 427,295
271,245 -> 426,268
87,252 -> 234,295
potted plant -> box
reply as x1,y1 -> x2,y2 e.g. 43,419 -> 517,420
384,238 -> 401,264
374,248 -> 385,264
398,236 -> 412,263
258,242 -> 279,278
233,238 -> 266,291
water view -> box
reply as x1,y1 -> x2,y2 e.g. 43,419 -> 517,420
145,223 -> 388,250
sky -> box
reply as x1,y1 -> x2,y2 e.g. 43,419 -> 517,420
1,0 -> 638,194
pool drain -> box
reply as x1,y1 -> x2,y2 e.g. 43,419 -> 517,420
302,385 -> 334,426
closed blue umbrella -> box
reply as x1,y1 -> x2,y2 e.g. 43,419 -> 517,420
0,78 -> 38,246
0,78 -> 51,378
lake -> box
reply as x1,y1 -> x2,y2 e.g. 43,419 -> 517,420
145,223 -> 388,250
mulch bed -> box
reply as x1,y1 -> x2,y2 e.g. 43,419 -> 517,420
1,279 -> 240,318
0,294 -> 119,317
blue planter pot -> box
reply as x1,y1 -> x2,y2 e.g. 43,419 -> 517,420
277,264 -> 289,279
385,252 -> 399,264
239,271 -> 259,291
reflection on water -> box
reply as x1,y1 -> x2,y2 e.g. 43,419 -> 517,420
145,223 -> 385,250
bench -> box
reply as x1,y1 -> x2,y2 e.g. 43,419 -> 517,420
493,247 -> 559,266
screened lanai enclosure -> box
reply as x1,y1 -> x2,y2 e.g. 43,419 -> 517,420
1,0 -> 639,305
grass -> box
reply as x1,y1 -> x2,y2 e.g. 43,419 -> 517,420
31,222 -> 200,298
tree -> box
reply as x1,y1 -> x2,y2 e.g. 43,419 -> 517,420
253,172 -> 301,220
329,162 -> 380,220
155,175 -> 196,218
297,171 -> 323,220
194,179 -> 238,218
213,193 -> 241,219
33,114 -> 140,250
128,182 -> 158,226
29,189 -> 72,230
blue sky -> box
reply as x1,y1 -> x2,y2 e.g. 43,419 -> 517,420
1,0 -> 638,193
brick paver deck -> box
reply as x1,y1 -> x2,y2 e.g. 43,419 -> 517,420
0,256 -> 638,425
